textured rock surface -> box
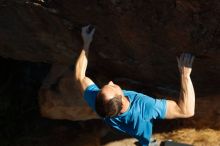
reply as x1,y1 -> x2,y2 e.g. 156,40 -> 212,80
39,64 -> 99,120
0,1 -> 78,63
1,0 -> 220,121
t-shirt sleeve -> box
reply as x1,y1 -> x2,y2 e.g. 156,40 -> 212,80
152,99 -> 167,119
142,95 -> 167,120
83,84 -> 100,111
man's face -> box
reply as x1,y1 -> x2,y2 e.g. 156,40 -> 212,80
101,81 -> 124,103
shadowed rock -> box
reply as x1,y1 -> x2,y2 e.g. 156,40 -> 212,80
0,0 -> 220,121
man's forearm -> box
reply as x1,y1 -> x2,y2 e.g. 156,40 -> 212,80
75,44 -> 90,81
178,75 -> 195,117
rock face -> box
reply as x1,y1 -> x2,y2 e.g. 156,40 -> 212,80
1,0 -> 220,121
39,64 -> 99,120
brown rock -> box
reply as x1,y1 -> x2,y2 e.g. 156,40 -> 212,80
0,0 -> 220,121
0,1 -> 78,64
39,64 -> 98,120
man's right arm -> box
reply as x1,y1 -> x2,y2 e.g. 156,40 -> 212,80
75,25 -> 95,93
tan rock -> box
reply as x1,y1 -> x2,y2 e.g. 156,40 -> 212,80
39,64 -> 99,121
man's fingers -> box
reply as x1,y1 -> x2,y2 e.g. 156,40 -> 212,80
185,53 -> 193,67
84,25 -> 90,30
179,53 -> 194,67
180,53 -> 184,64
176,57 -> 182,70
81,25 -> 95,36
81,25 -> 91,33
176,56 -> 180,65
189,55 -> 195,66
183,53 -> 189,66
90,28 -> 96,36
186,53 -> 191,66
82,25 -> 88,31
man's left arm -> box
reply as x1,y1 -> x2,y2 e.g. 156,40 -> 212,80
165,53 -> 195,119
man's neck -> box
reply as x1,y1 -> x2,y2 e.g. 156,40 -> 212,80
120,96 -> 130,114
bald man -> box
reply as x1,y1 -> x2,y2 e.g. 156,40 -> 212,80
75,25 -> 195,146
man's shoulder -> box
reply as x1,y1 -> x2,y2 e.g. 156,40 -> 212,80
123,90 -> 150,100
83,83 -> 100,111
85,83 -> 100,92
123,90 -> 138,96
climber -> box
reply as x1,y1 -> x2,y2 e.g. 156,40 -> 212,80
74,25 -> 195,146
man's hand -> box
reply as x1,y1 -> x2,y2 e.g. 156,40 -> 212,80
81,25 -> 95,48
177,53 -> 195,77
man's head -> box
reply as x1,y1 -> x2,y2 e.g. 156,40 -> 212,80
95,81 -> 124,118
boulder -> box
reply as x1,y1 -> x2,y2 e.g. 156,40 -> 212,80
0,0 -> 219,121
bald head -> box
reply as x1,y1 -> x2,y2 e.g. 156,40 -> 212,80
95,81 -> 124,117
101,81 -> 124,101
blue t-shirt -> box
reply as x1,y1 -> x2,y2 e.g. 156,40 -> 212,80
83,84 -> 167,146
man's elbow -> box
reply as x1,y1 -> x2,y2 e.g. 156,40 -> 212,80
75,75 -> 81,81
74,71 -> 84,82
188,111 -> 195,117
182,111 -> 195,118
75,76 -> 83,83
